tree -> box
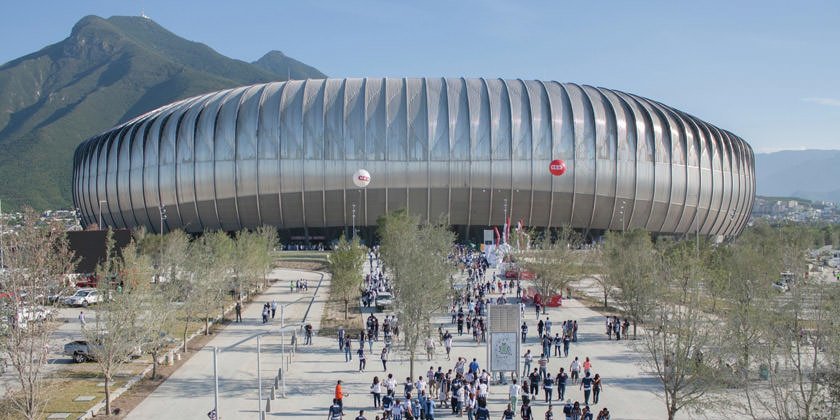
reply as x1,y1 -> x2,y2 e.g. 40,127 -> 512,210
604,228 -> 659,338
183,231 -> 232,340
521,226 -> 584,313
639,239 -> 718,420
328,235 -> 365,320
0,209 -> 75,420
85,236 -> 155,416
138,230 -> 189,379
378,211 -> 454,378
725,224 -> 840,420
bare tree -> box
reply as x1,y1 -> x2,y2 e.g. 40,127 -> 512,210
327,234 -> 365,320
0,209 -> 75,420
604,229 -> 659,338
639,240 -> 719,420
85,237 -> 155,416
521,226 -> 584,313
378,211 -> 454,378
138,230 -> 189,379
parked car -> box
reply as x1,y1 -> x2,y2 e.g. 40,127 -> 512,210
64,340 -> 99,363
375,292 -> 394,311
63,288 -> 104,307
64,336 -> 144,363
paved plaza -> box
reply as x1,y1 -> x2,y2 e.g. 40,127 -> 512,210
122,265 -> 726,419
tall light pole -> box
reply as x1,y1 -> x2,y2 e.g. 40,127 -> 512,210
619,200 -> 626,233
0,199 -> 4,269
503,197 -> 508,244
351,203 -> 356,240
98,200 -> 107,229
158,205 -> 167,283
212,346 -> 219,419
257,335 -> 264,420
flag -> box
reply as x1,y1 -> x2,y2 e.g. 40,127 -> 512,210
493,226 -> 501,247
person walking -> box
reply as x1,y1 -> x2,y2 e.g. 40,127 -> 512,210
508,379 -> 520,413
544,404 -> 554,420
78,311 -> 86,328
271,299 -> 277,319
543,373 -> 555,402
522,350 -> 533,377
444,331 -> 453,360
582,357 -> 592,377
338,327 -> 346,351
528,369 -> 540,397
580,372 -> 593,405
344,336 -> 353,362
328,398 -> 343,420
335,380 -> 347,413
305,323 -> 313,345
381,347 -> 389,371
261,303 -> 269,324
557,368 -> 568,401
570,357 -> 581,384
521,322 -> 528,343
563,334 -> 571,358
370,376 -> 382,408
234,301 -> 242,323
538,353 -> 548,380
596,407 -> 610,420
592,374 -> 602,405
502,403 -> 515,420
358,346 -> 367,372
520,399 -> 533,420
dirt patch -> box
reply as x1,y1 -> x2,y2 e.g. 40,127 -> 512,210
318,296 -> 366,338
275,261 -> 327,271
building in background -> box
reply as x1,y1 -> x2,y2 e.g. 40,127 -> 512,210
72,78 -> 755,243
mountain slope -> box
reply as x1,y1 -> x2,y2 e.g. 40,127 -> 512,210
0,15 -> 325,210
252,50 -> 326,80
755,150 -> 840,204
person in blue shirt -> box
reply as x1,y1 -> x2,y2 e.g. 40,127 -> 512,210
469,358 -> 479,374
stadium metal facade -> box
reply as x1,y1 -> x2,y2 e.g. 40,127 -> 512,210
72,78 -> 755,240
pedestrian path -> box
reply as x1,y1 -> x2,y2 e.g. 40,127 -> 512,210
124,265 -> 731,419
124,268 -> 327,420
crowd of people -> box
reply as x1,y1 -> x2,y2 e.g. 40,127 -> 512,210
324,247 -> 614,420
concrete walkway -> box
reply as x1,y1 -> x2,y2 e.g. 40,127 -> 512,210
125,268 -> 327,420
124,264 -> 736,420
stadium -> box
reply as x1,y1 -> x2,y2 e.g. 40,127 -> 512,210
72,78 -> 755,243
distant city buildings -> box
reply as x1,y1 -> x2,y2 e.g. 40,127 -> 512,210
751,196 -> 840,224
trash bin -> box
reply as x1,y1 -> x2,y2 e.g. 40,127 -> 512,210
759,364 -> 769,380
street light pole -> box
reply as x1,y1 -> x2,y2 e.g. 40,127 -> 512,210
98,200 -> 107,229
212,346 -> 219,419
351,203 -> 356,240
0,199 -> 4,269
258,335 -> 263,420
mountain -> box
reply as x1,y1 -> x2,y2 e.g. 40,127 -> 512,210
253,50 -> 326,80
0,15 -> 325,210
755,150 -> 840,204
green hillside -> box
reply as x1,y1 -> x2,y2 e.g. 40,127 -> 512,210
0,15 -> 325,210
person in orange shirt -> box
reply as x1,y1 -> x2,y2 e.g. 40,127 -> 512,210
335,380 -> 346,413
583,357 -> 592,377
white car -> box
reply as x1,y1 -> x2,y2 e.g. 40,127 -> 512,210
63,288 -> 104,307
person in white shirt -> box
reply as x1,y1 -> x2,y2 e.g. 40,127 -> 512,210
509,378 -> 521,412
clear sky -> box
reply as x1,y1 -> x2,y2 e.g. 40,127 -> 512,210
1,0 -> 838,153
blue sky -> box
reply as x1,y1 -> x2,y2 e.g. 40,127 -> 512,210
1,0 -> 838,152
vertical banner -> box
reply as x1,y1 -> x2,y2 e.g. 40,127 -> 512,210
487,304 -> 521,374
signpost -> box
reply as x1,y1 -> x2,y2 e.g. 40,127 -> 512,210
487,304 -> 521,383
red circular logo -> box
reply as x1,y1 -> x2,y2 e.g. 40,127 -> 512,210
549,159 -> 566,176
357,175 -> 370,182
